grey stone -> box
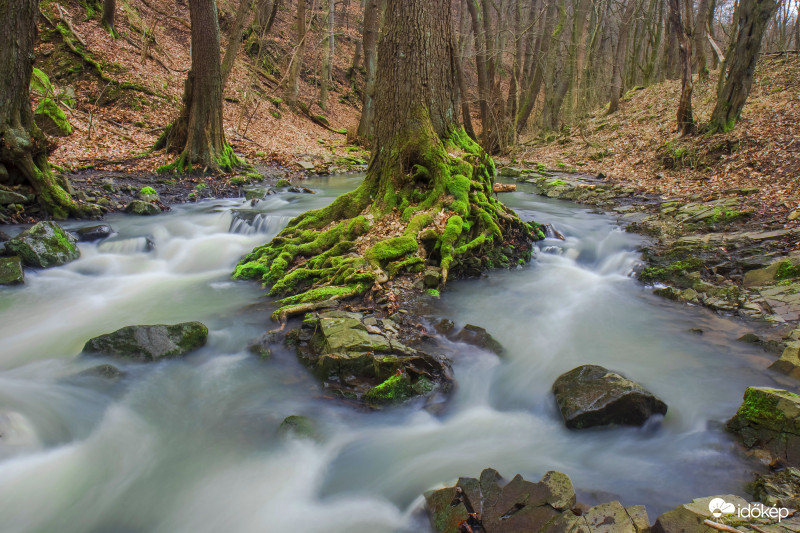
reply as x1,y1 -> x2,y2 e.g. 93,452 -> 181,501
124,200 -> 161,216
82,322 -> 209,362
75,224 -> 114,242
0,256 -> 24,285
653,495 -> 748,533
727,387 -> 800,466
5,221 -> 80,268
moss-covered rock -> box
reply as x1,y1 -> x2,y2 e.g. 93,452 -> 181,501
0,256 -> 24,285
653,495 -> 749,533
82,321 -> 209,362
278,415 -> 320,440
552,365 -> 668,429
727,386 -> 800,465
364,372 -> 413,405
5,221 -> 80,268
138,186 -> 159,202
34,98 -> 72,137
124,200 -> 161,216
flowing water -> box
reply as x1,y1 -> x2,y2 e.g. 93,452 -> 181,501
0,175 -> 786,533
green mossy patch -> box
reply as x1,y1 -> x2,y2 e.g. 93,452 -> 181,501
364,372 -> 413,405
639,258 -> 704,284
34,98 -> 72,137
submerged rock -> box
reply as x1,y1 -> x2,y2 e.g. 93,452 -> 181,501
552,365 -> 667,429
75,224 -> 114,242
726,386 -> 800,465
0,256 -> 24,285
82,322 -> 209,362
452,324 -> 504,356
288,310 -> 451,404
278,415 -> 320,440
4,221 -> 80,268
425,469 -> 648,533
76,364 -> 125,381
124,200 -> 161,216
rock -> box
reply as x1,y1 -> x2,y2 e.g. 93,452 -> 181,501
0,189 -> 29,205
75,224 -> 114,242
552,365 -> 668,429
296,161 -> 315,171
289,310 -> 451,402
499,167 -> 522,177
768,343 -> 800,378
540,470 -> 578,511
247,332 -> 274,359
77,364 -> 125,381
34,98 -> 72,136
275,178 -> 291,187
423,268 -> 442,289
452,324 -> 504,356
278,415 -> 320,440
0,256 -> 24,285
789,210 -> 800,221
82,322 -> 209,362
652,495 -> 749,533
726,387 -> 800,465
743,262 -> 782,287
751,467 -> 800,509
124,200 -> 161,216
583,501 -> 637,533
5,221 -> 80,268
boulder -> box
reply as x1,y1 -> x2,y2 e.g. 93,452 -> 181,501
4,221 -> 80,268
0,256 -> 24,285
76,364 -> 125,381
124,200 -> 161,216
0,189 -> 29,205
289,310 -> 451,403
75,224 -> 114,242
652,495 -> 748,533
82,322 -> 208,362
452,324 -> 505,356
34,98 -> 72,137
726,387 -> 800,465
769,342 -> 800,380
425,469 -> 648,533
552,365 -> 668,429
751,467 -> 800,509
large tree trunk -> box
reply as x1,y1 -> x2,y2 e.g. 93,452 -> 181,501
283,0 -> 306,107
164,0 -> 238,172
102,0 -> 115,33
609,0 -> 637,113
355,0 -> 380,141
0,0 -> 91,218
234,0 -> 538,320
708,0 -> 779,132
668,0 -> 694,134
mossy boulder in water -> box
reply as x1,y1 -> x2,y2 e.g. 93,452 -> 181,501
5,221 -> 80,268
124,200 -> 161,216
82,322 -> 209,362
278,415 -> 320,440
0,257 -> 24,285
726,386 -> 800,465
552,365 -> 667,429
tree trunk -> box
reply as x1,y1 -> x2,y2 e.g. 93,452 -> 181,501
355,0 -> 379,140
221,0 -> 253,89
516,0 -> 558,133
254,0 -> 279,35
102,0 -> 115,34
466,0 -> 496,151
708,0 -> 779,132
234,0 -> 538,318
0,0 -> 91,218
319,0 -> 334,110
693,0 -> 710,78
164,0 -> 238,172
668,0 -> 694,134
609,0 -> 637,113
283,0 -> 306,107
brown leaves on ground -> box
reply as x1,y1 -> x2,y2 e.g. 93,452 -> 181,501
518,55 -> 800,226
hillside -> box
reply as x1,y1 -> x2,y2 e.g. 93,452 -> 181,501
520,55 -> 800,226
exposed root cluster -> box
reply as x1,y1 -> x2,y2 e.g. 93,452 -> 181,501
234,127 -> 543,322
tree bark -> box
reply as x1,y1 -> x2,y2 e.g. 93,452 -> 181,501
102,0 -> 115,33
0,0 -> 91,218
466,0 -> 494,150
355,0 -> 380,140
516,0 -> 558,133
708,0 -> 779,132
283,0 -> 306,107
609,0 -> 637,113
165,0 -> 238,172
693,0 -> 711,78
221,0 -> 253,89
668,0 -> 694,134
319,0 -> 334,111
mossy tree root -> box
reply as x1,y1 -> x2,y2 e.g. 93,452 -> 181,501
234,125 -> 542,323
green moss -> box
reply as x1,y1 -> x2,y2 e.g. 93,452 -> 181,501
35,98 -> 72,136
775,261 -> 800,281
232,261 -> 268,280
404,213 -> 433,236
364,373 -> 413,404
427,288 -> 440,298
447,174 -> 470,215
548,179 -> 568,186
439,215 -> 464,271
734,387 -> 799,431
639,258 -> 704,283
276,179 -> 291,187
386,256 -> 424,277
366,236 -> 418,265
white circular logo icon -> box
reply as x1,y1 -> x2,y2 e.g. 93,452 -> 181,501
708,498 -> 736,518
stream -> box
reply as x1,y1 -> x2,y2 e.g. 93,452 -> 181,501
0,175 -> 784,533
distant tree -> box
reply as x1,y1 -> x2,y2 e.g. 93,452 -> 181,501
0,0 -> 93,218
708,0 -> 779,132
161,0 -> 240,172
102,0 -> 115,34
609,0 -> 637,113
667,0 -> 695,134
355,0 -> 380,141
283,0 -> 306,107
319,0 -> 334,111
221,0 -> 253,88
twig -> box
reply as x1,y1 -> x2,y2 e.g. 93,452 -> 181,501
703,519 -> 746,533
55,4 -> 86,46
